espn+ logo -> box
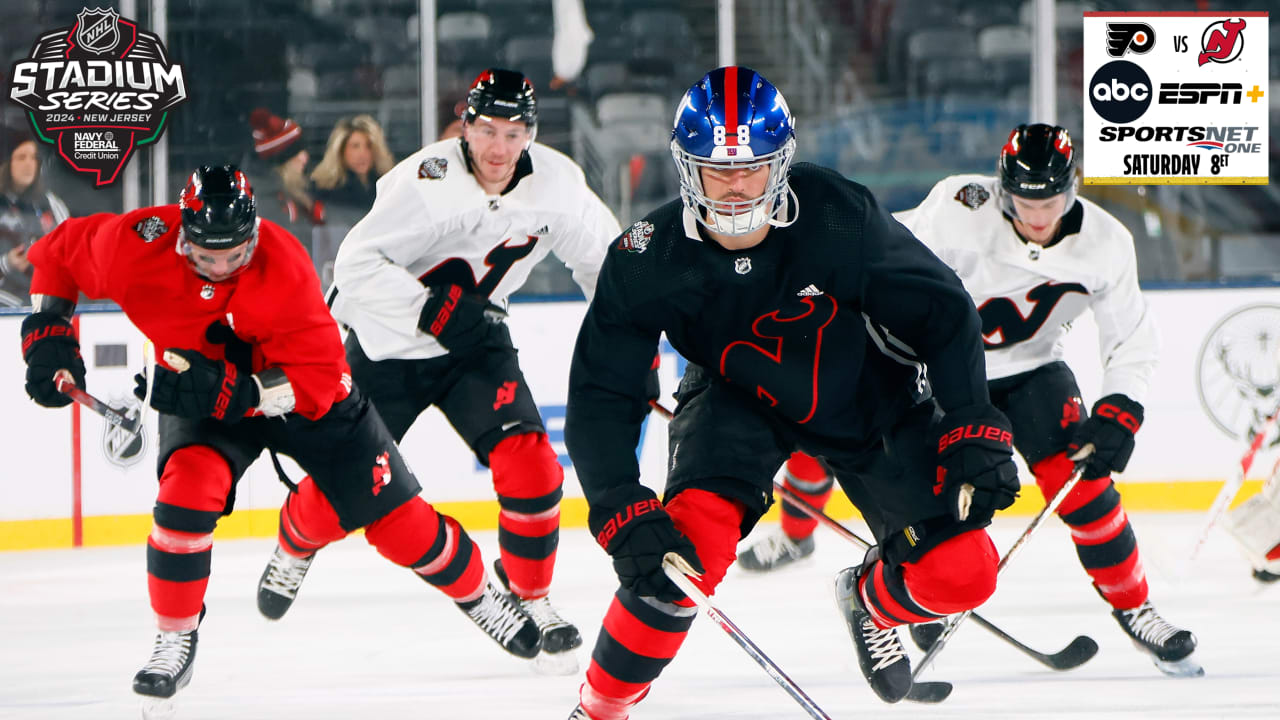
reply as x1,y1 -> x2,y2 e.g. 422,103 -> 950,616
1089,61 -> 1152,123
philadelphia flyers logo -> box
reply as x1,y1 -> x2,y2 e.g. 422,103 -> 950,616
978,281 -> 1087,349
719,295 -> 837,423
419,235 -> 538,297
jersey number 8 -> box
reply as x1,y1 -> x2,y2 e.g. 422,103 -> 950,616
713,125 -> 751,146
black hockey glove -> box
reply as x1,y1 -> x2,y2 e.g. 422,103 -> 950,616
418,284 -> 505,354
936,405 -> 1020,524
1069,394 -> 1143,480
588,485 -> 704,603
136,348 -> 259,422
20,312 -> 85,408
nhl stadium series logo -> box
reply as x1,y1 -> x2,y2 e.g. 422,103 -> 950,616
6,7 -> 188,186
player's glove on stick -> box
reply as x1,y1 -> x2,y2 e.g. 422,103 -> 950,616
136,348 -> 259,422
20,312 -> 85,408
418,284 -> 505,353
936,405 -> 1020,524
589,485 -> 704,602
1069,394 -> 1143,479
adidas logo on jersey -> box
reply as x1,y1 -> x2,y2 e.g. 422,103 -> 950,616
796,285 -> 824,297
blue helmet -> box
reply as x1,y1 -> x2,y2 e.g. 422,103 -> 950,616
671,66 -> 797,235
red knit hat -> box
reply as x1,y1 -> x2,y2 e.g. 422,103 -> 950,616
249,108 -> 303,159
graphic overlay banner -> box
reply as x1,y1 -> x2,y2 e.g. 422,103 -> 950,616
6,7 -> 187,186
1083,12 -> 1269,185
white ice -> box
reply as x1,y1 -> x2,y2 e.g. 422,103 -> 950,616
1,512 -> 1277,719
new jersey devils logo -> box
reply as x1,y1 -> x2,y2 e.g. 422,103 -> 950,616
371,451 -> 392,496
719,295 -> 838,423
419,235 -> 538,298
979,281 -> 1087,349
1199,18 -> 1246,66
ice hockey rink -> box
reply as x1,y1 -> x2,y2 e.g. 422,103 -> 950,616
2,511 -> 1276,720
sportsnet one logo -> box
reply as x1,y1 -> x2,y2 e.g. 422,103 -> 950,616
6,7 -> 187,186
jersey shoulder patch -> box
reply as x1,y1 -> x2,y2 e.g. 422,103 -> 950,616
417,157 -> 448,179
953,182 -> 990,210
132,215 -> 169,242
617,220 -> 653,253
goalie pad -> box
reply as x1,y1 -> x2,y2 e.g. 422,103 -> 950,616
1224,458 -> 1280,572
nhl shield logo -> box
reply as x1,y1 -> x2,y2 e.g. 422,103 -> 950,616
133,216 -> 168,242
418,157 -> 448,179
618,221 -> 653,253
101,395 -> 147,467
734,257 -> 752,275
953,183 -> 990,210
75,7 -> 122,55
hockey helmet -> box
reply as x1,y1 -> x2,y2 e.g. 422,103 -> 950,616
178,165 -> 259,280
997,124 -> 1077,218
670,66 -> 797,236
463,68 -> 537,136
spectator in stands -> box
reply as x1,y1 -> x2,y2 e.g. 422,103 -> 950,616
249,108 -> 325,231
311,114 -> 395,224
0,133 -> 70,307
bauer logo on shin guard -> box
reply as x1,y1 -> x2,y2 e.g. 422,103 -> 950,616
596,498 -> 663,548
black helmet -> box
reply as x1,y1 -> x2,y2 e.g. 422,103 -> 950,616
997,124 -> 1076,218
462,68 -> 537,130
179,165 -> 257,249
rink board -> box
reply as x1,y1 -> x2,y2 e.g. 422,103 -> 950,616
1,287 -> 1276,550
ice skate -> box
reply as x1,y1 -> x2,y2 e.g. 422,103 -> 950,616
133,624 -> 198,719
736,528 -> 815,572
257,545 -> 314,620
458,579 -> 543,659
1112,600 -> 1203,677
1253,568 -> 1280,583
834,565 -> 913,702
493,559 -> 582,674
566,704 -> 592,719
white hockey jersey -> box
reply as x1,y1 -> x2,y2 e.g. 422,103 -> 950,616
893,174 -> 1159,403
329,137 -> 620,361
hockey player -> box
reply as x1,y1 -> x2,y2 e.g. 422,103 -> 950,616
307,68 -> 620,673
1225,455 -> 1280,583
563,66 -> 1021,717
737,124 -> 1201,676
19,166 -> 541,714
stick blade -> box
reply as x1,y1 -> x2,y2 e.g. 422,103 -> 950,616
1044,635 -> 1099,670
905,680 -> 953,703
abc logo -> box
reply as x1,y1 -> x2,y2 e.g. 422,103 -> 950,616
1088,60 -> 1152,123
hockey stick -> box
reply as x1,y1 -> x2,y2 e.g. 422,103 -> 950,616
55,369 -> 144,437
773,482 -> 1098,672
1187,405 -> 1280,564
661,553 -> 834,720
912,448 -> 1093,682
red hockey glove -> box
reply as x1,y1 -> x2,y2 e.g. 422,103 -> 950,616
418,284 -> 506,354
1069,394 -> 1143,480
588,485 -> 704,602
935,405 -> 1020,524
20,312 -> 85,408
136,348 -> 259,422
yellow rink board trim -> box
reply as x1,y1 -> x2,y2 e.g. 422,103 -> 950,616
0,479 -> 1265,552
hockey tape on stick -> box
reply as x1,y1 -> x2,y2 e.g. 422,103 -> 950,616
55,369 -> 144,437
913,445 -> 1093,681
661,553 -> 834,720
142,339 -> 157,414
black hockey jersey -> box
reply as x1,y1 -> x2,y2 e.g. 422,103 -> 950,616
565,163 -> 993,502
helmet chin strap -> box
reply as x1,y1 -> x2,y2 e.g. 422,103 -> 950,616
701,186 -> 799,235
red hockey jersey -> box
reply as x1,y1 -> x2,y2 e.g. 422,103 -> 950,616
29,206 -> 348,420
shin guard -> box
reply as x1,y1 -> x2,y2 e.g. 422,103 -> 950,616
278,476 -> 347,557
860,529 -> 998,628
148,446 -> 231,630
779,452 -> 834,541
1033,453 -> 1148,609
581,489 -> 744,714
365,499 -> 486,603
490,432 -> 563,599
